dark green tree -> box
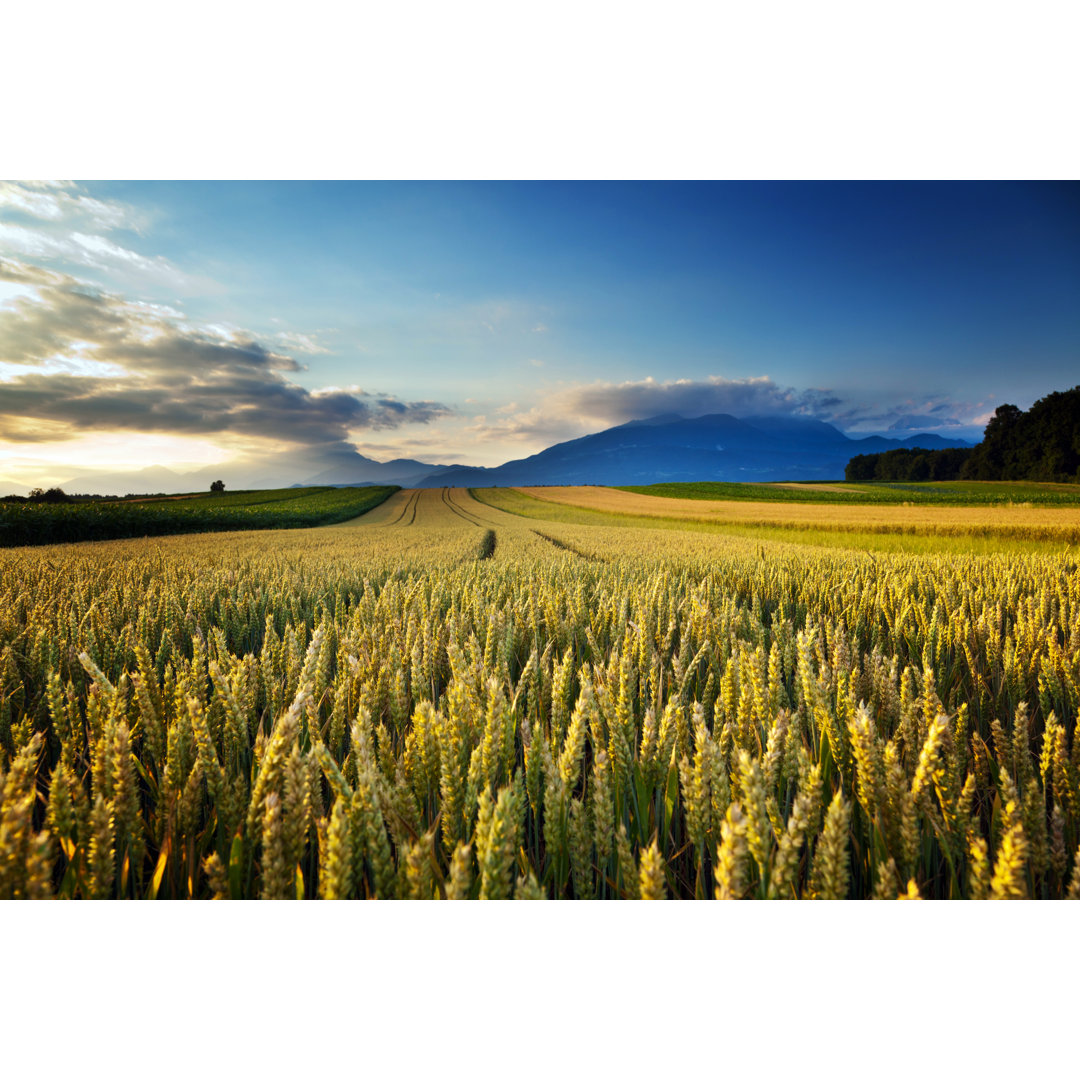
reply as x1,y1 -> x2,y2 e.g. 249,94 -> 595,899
847,386 -> 1080,484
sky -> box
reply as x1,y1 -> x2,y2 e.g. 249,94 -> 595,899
1,179 -> 1077,491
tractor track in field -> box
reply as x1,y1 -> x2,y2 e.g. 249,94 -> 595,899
441,487 -> 487,528
383,489 -> 421,527
432,489 -> 499,563
531,529 -> 606,562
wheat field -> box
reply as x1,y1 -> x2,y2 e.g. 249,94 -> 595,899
1,486 -> 1078,899
511,484 -> 1080,542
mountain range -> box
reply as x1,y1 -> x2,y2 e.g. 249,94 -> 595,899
50,450 -> 462,498
31,414 -> 971,496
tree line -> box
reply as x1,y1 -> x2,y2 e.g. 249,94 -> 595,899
846,385 -> 1080,483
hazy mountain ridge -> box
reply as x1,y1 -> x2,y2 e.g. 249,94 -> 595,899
49,452 -> 463,497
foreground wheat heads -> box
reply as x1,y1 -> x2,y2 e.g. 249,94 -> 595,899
1,488 -> 1078,899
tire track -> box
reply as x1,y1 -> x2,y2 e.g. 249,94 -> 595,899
434,488 -> 500,565
441,487 -> 486,528
383,489 -> 420,527
531,529 -> 607,562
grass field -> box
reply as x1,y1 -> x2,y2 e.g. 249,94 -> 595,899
1,485 -> 1078,899
620,480 -> 1080,506
0,486 -> 398,547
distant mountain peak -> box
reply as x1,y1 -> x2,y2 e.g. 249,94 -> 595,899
617,413 -> 685,428
740,414 -> 850,444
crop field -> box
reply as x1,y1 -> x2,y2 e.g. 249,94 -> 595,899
1,485 -> 1078,899
621,480 -> 1080,506
502,486 -> 1080,547
0,486 -> 398,547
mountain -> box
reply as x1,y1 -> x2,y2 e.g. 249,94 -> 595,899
58,465 -> 186,496
194,447 -> 457,490
304,457 -> 460,488
740,414 -> 850,444
414,414 -> 972,487
55,451 -> 457,496
845,433 -> 973,454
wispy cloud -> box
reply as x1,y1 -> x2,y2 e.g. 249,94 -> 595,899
462,405 -> 593,447
0,220 -> 192,289
829,396 -> 993,435
550,375 -> 834,425
273,330 -> 330,355
0,180 -> 198,291
0,180 -> 138,232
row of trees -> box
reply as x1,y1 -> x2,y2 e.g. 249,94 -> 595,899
0,487 -> 74,505
846,446 -> 971,482
846,386 -> 1080,483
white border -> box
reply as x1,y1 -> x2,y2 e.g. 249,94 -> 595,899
3,1 -> 1078,178
2,900 -> 1077,1075
2,1 -> 1077,1074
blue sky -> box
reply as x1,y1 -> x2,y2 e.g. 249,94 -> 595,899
1,180 -> 1077,488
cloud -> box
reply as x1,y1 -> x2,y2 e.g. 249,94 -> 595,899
548,374 -> 837,425
0,181 -> 198,290
0,181 -> 137,232
886,413 -> 965,432
459,376 -> 813,451
0,258 -> 452,452
828,395 -> 991,435
0,221 -> 190,288
273,330 -> 330,355
532,373 -> 985,439
463,405 -> 592,447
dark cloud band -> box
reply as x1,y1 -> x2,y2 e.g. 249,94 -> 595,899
0,258 -> 451,447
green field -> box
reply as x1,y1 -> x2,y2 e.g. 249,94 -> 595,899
619,480 -> 1080,506
0,486 -> 398,547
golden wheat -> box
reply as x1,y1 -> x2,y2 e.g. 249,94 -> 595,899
0,486 -> 1076,898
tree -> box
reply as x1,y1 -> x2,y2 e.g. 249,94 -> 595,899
849,386 -> 1080,484
961,388 -> 1080,482
27,487 -> 70,503
963,403 -> 1022,479
210,480 -> 225,493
